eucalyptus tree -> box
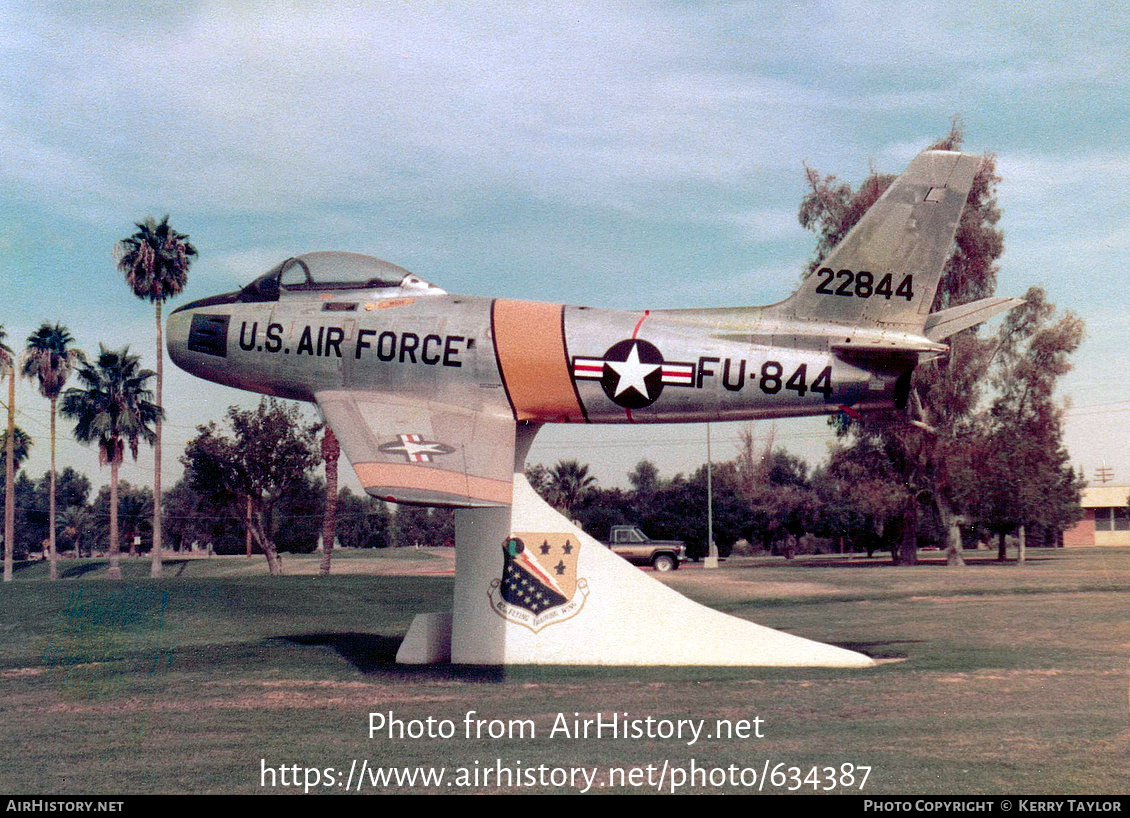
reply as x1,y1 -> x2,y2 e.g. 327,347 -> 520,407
22,322 -> 84,580
60,346 -> 162,579
114,215 -> 196,578
952,288 -> 1085,559
798,123 -> 1004,565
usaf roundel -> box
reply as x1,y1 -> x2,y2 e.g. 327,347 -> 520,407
378,434 -> 455,463
572,339 -> 694,409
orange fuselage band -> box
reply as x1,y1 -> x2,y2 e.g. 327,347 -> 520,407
490,299 -> 586,422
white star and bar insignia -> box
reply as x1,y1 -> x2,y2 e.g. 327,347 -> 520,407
572,338 -> 694,409
377,434 -> 455,463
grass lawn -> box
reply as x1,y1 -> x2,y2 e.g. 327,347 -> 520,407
0,547 -> 1126,794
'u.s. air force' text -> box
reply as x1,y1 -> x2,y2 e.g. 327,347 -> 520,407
237,321 -> 469,367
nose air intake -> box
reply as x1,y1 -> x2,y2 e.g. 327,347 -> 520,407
186,314 -> 230,358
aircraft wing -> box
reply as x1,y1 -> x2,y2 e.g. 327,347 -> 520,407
314,390 -> 516,507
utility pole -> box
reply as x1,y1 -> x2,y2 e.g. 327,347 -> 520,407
704,423 -> 718,569
3,372 -> 13,582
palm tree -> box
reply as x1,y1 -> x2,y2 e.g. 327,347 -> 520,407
1,325 -> 13,582
0,426 -> 32,469
22,323 -> 83,580
114,215 -> 196,578
0,425 -> 32,564
58,505 -> 92,559
547,459 -> 597,519
115,484 -> 154,557
319,428 -> 340,575
60,346 -> 162,579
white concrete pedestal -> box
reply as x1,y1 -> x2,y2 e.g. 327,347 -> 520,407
396,475 -> 873,668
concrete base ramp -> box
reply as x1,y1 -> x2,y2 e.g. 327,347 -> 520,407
397,475 -> 873,668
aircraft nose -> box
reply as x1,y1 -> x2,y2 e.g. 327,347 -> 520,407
165,306 -> 191,366
166,306 -> 201,377
166,297 -> 235,379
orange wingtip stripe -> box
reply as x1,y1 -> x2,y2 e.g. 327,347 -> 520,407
353,462 -> 513,505
492,299 -> 585,422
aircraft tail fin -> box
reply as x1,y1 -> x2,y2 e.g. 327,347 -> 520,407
772,150 -> 981,332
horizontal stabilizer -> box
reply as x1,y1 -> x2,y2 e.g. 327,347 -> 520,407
923,297 -> 1024,341
831,339 -> 947,356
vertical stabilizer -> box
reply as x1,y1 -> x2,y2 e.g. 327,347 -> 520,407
774,150 -> 980,332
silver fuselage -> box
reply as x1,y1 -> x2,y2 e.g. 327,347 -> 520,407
167,285 -> 907,425
166,152 -> 1012,507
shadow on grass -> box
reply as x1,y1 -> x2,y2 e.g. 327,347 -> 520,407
794,555 -> 1057,568
163,559 -> 191,577
10,559 -> 40,574
275,632 -> 904,682
276,633 -> 505,682
834,640 -> 919,660
59,562 -> 104,579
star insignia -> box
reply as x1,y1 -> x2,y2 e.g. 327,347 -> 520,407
606,342 -> 660,400
572,338 -> 695,410
378,434 -> 455,463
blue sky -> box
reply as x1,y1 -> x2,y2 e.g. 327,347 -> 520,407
1,2 -> 1128,495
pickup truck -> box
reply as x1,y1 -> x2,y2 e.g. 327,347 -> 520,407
602,526 -> 686,571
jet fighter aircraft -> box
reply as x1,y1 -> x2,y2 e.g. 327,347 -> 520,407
168,150 -> 1021,508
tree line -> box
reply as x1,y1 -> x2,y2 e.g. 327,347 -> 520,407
4,397 -> 454,568
528,423 -> 1081,563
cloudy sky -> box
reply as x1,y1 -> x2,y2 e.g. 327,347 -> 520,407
1,1 -> 1128,496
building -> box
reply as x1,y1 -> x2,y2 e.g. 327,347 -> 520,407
1062,485 -> 1130,547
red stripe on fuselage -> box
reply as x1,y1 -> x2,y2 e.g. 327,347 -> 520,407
631,310 -> 650,340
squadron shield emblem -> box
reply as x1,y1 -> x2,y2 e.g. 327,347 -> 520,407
489,533 -> 588,632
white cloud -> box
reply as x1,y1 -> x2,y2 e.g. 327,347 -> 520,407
0,4 -> 852,222
699,207 -> 807,244
1000,150 -> 1130,200
6,1 -> 1129,226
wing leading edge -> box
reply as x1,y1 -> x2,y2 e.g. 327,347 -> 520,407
314,391 -> 516,507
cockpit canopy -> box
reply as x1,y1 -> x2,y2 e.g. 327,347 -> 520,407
239,252 -> 444,303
